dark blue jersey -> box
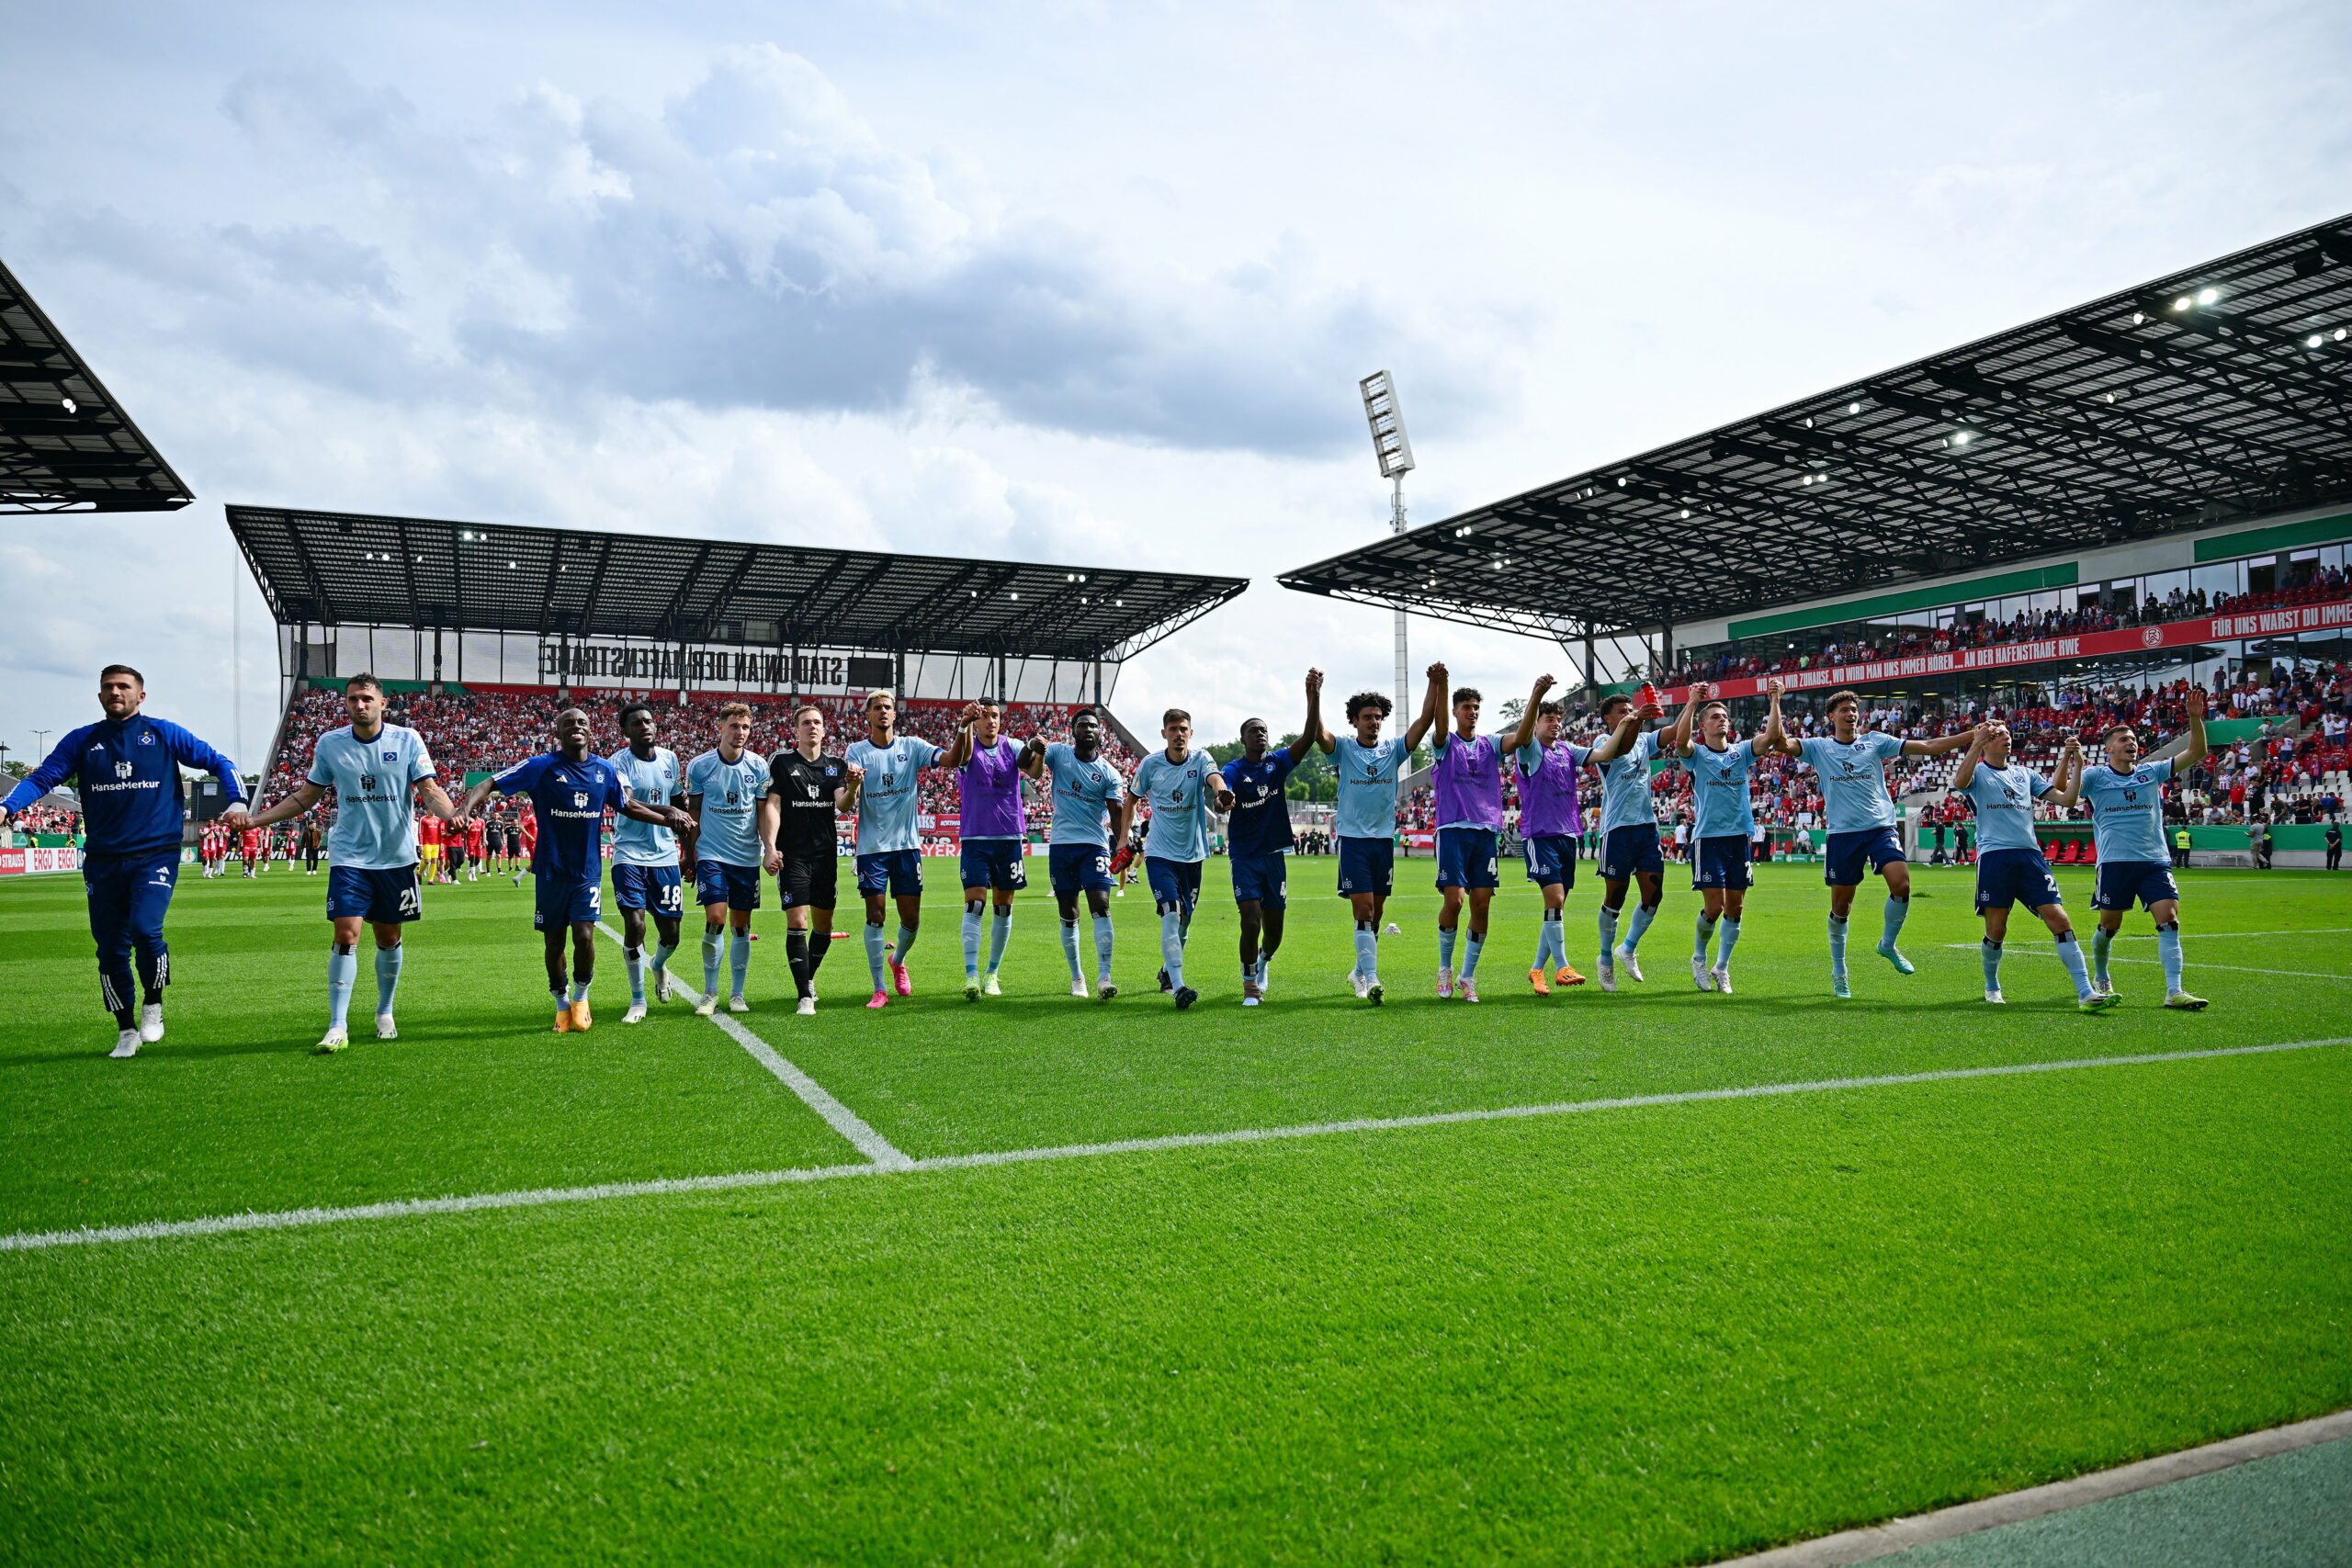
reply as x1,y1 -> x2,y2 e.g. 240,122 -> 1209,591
4,716 -> 242,857
491,751 -> 623,883
1219,750 -> 1300,857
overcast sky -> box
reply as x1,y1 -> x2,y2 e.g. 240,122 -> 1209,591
6,1 -> 2347,770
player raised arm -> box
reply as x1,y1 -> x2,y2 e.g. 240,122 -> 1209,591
1506,673 -> 1555,756
2178,686 -> 2211,771
455,773 -> 501,822
240,780 -> 327,831
1020,731 -> 1051,779
1901,722 -> 1979,757
1949,721 -> 1996,792
2052,734 -> 2086,808
1668,682 -> 1709,759
0,731 -> 85,831
1402,662 -> 1448,752
156,719 -> 249,816
1310,668 -> 1340,754
1589,701 -> 1646,766
1758,678 -> 1789,753
1292,668 -> 1325,763
941,701 -> 987,771
416,776 -> 464,828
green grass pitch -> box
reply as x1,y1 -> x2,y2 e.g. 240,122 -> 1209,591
2,856 -> 2347,1564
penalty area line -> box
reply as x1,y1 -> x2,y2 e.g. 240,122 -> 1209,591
3,1036 -> 2345,1255
593,921 -> 910,1170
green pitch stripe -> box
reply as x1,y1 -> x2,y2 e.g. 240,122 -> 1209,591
3,1036 -> 2344,1255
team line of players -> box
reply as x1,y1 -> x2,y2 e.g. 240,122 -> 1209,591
0,661 -> 2216,1058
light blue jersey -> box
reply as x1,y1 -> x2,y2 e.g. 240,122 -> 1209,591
607,744 -> 683,867
1684,738 -> 1757,840
1128,749 -> 1216,863
1332,735 -> 1408,841
1796,731 -> 1905,833
1959,760 -> 2053,854
1597,729 -> 1666,834
2078,758 -> 2174,863
1045,743 -> 1125,849
308,723 -> 435,871
684,747 -> 770,867
844,734 -> 942,856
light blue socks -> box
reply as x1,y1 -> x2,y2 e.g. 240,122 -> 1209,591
374,944 -> 402,1014
2054,931 -> 2093,999
327,948 -> 356,1029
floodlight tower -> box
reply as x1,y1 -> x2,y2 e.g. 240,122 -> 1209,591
1359,370 -> 1415,726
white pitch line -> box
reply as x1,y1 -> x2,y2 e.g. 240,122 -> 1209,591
2074,928 -> 2352,941
1938,944 -> 2352,980
4,1036 -> 2344,1255
593,922 -> 910,1170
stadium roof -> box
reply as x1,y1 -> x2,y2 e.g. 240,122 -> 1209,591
226,505 -> 1247,664
1279,213 -> 2352,646
0,256 -> 194,514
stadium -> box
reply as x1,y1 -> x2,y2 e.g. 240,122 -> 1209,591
6,122 -> 2352,1568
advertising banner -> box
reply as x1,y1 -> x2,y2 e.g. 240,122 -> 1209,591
0,845 -> 78,876
1665,597 -> 2352,703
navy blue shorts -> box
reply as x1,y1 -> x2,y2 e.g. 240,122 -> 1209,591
1048,842 -> 1113,897
854,848 -> 923,897
1523,833 -> 1577,889
1145,854 -> 1203,914
2092,860 -> 2181,912
327,863 -> 423,924
1336,836 -> 1395,898
1825,827 -> 1905,887
958,839 -> 1029,893
1600,823 -> 1664,882
695,858 -> 763,911
611,862 -> 684,916
534,875 -> 605,930
1435,826 -> 1500,890
1974,847 -> 2062,912
1230,852 -> 1289,909
1692,834 -> 1754,891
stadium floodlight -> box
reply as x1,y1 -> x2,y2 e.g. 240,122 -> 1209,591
1359,370 -> 1416,729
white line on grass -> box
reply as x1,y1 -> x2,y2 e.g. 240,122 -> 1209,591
593,921 -> 910,1169
2064,927 -> 2352,940
1938,944 -> 2351,980
4,1036 -> 2344,1254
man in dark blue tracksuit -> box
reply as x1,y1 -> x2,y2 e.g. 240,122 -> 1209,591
0,665 -> 245,1057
